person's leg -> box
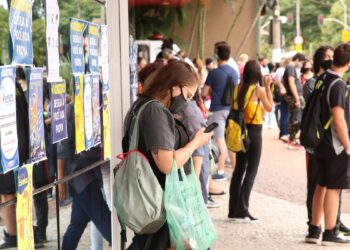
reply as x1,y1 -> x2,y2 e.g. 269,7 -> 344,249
237,125 -> 262,215
228,151 -> 236,169
215,138 -> 227,174
324,189 -> 341,230
76,180 -> 112,244
1,194 -> 16,236
228,152 -> 247,217
62,190 -> 90,250
279,99 -> 288,137
306,153 -> 319,224
311,185 -> 326,227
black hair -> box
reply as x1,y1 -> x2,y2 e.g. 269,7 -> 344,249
313,45 -> 333,74
333,43 -> 350,67
205,58 -> 213,65
16,67 -> 26,81
238,60 -> 262,109
217,45 -> 230,61
292,53 -> 306,62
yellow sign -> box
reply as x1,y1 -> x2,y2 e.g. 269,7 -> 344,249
16,164 -> 34,250
74,75 -> 85,153
342,30 -> 350,43
295,44 -> 303,53
103,91 -> 111,160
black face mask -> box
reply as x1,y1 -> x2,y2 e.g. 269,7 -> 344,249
320,60 -> 333,71
169,89 -> 187,114
300,67 -> 312,74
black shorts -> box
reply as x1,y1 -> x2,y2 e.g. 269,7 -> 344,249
317,151 -> 350,189
0,171 -> 16,195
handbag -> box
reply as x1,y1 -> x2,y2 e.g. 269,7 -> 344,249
113,100 -> 166,235
164,159 -> 217,250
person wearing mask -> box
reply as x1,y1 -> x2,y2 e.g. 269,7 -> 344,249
300,60 -> 314,86
123,61 -> 212,249
305,43 -> 350,246
282,53 -> 306,150
259,57 -> 270,76
202,45 -> 239,181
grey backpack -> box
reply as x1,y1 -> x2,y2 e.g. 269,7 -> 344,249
113,100 -> 166,235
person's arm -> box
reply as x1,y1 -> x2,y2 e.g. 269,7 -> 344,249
202,85 -> 211,97
288,75 -> 301,108
57,159 -> 67,202
332,107 -> 350,155
257,75 -> 274,112
192,156 -> 203,178
151,128 -> 213,174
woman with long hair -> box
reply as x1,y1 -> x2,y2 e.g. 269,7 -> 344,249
228,59 -> 273,222
123,60 -> 213,249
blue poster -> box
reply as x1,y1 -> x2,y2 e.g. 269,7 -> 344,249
70,18 -> 86,74
88,23 -> 99,73
100,25 -> 109,93
50,81 -> 67,143
83,74 -> 93,149
0,66 -> 19,173
28,68 -> 46,163
91,74 -> 101,146
9,0 -> 33,65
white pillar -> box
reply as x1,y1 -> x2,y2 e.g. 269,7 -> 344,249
106,1 -> 131,249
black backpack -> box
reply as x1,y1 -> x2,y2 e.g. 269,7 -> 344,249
300,74 -> 339,148
219,68 -> 235,106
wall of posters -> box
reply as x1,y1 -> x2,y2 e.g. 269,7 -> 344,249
102,91 -> 111,159
88,23 -> 99,73
27,68 -> 46,163
100,25 -> 109,92
70,18 -> 86,74
9,0 -> 33,65
50,81 -> 67,143
0,66 -> 19,173
91,73 -> 101,146
74,74 -> 85,153
46,0 -> 60,82
16,164 -> 34,250
84,74 -> 93,149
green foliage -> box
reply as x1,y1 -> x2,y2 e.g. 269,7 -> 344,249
129,6 -> 185,39
32,18 -> 46,66
59,56 -> 72,93
0,6 -> 9,64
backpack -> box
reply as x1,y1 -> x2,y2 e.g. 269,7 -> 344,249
113,100 -> 166,235
220,68 -> 235,106
225,85 -> 258,153
300,75 -> 339,148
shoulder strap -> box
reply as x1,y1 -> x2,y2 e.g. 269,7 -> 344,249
324,78 -> 342,130
233,85 -> 255,111
129,100 -> 157,150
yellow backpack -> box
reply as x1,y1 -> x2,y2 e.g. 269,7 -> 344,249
225,85 -> 257,152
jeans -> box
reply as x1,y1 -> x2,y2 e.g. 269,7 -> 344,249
61,179 -> 111,250
229,124 -> 262,216
279,99 -> 289,137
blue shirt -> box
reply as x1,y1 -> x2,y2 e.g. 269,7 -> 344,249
205,64 -> 239,112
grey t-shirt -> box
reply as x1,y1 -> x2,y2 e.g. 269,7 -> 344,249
283,64 -> 302,96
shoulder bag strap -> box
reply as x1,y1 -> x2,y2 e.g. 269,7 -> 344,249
247,86 -> 260,124
324,78 -> 343,129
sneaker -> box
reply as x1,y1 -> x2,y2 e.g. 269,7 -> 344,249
279,135 -> 289,143
206,196 -> 220,208
33,226 -> 47,246
229,212 -> 259,223
339,222 -> 350,236
211,173 -> 227,181
305,224 -> 321,244
322,227 -> 350,246
0,230 -> 17,249
288,140 -> 304,150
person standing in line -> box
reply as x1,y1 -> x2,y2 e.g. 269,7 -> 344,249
202,45 -> 239,181
282,53 -> 306,150
228,60 -> 273,222
305,43 -> 350,246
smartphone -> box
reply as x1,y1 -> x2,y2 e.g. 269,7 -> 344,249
204,122 -> 218,133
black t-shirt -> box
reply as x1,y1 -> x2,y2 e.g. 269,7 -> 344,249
283,64 -> 302,96
315,70 -> 349,158
123,98 -> 190,189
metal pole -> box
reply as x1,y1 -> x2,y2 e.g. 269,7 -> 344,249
296,0 -> 301,36
340,0 -> 348,29
272,1 -> 281,63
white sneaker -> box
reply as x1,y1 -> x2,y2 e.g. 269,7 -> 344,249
206,196 -> 220,208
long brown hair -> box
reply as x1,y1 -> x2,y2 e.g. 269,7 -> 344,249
238,59 -> 262,109
140,60 -> 198,100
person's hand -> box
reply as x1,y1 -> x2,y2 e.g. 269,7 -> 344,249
263,74 -> 273,87
295,99 -> 301,108
345,147 -> 350,156
58,183 -> 67,202
193,127 -> 213,148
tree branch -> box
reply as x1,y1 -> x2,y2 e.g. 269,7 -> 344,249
309,0 -> 332,8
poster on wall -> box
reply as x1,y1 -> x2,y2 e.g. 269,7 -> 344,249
74,74 -> 85,153
91,73 -> 101,146
100,25 -> 111,159
70,18 -> 86,74
16,164 -> 34,250
28,68 -> 46,163
88,23 -> 99,73
50,81 -> 67,143
9,0 -> 33,65
46,0 -> 61,82
84,74 -> 93,149
0,66 -> 19,173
